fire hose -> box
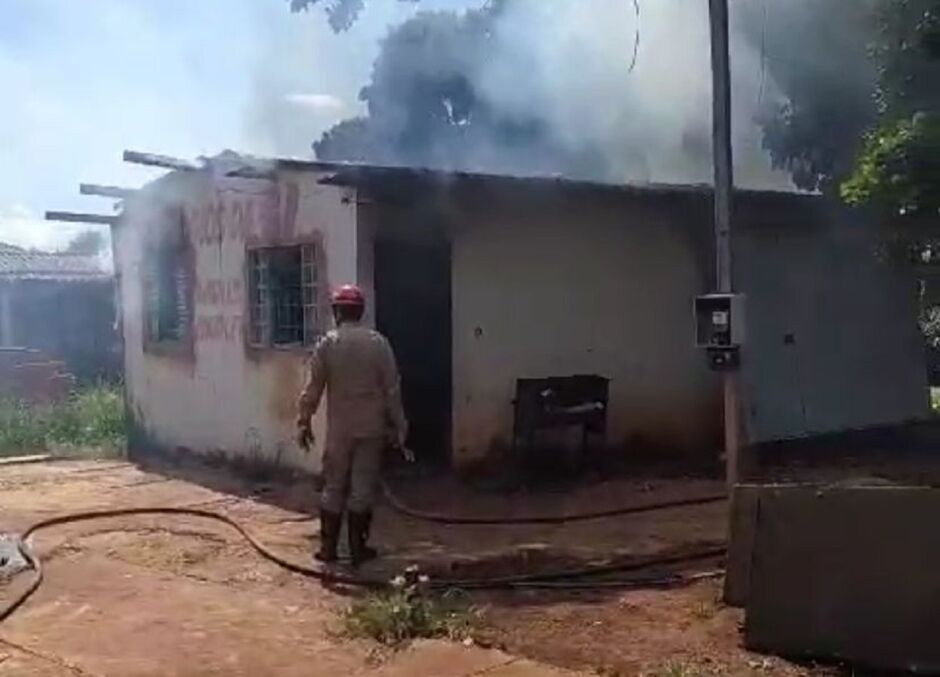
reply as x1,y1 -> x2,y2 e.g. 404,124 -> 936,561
0,491 -> 728,625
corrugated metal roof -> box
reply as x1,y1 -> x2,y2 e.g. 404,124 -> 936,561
311,162 -> 824,213
215,153 -> 812,203
130,149 -> 811,204
0,243 -> 109,281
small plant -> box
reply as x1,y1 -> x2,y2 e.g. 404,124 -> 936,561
691,584 -> 725,622
0,398 -> 49,453
691,600 -> 716,621
51,385 -> 126,449
342,566 -> 478,646
0,384 -> 126,457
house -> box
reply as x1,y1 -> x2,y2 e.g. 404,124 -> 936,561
0,243 -> 118,388
113,154 -> 929,474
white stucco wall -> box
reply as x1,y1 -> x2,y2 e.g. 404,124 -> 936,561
449,190 -> 929,466
450,196 -> 720,466
117,167 -> 929,472
117,167 -> 358,473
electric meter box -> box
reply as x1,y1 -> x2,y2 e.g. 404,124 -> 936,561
694,293 -> 745,348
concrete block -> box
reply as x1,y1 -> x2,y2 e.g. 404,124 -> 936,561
722,484 -> 761,607
744,485 -> 940,672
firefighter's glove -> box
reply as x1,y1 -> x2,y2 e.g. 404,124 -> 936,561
297,425 -> 314,452
388,429 -> 414,462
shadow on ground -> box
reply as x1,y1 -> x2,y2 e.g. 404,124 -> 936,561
129,449 -> 729,587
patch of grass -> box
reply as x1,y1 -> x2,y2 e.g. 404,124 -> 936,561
932,387 -> 940,413
0,384 -> 125,457
690,600 -> 717,621
343,567 -> 478,647
0,399 -> 47,455
691,583 -> 725,622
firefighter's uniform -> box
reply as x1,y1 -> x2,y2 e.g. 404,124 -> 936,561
297,323 -> 407,513
297,286 -> 407,567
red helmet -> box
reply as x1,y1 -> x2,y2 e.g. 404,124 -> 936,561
331,284 -> 365,307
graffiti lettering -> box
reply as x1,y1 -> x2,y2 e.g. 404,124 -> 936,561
195,278 -> 244,308
184,183 -> 299,248
195,314 -> 243,343
186,194 -> 273,246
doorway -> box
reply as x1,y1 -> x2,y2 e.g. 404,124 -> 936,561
374,237 -> 452,467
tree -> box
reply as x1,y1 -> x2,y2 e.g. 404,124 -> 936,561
841,0 -> 940,218
288,0 -> 418,33
64,230 -> 106,256
841,112 -> 940,215
738,0 -> 940,213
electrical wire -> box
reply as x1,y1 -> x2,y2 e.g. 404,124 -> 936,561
444,546 -> 726,590
381,481 -> 726,525
757,0 -> 768,107
491,570 -> 724,591
628,0 -> 641,73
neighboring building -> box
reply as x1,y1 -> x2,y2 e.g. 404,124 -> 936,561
0,243 -> 118,384
114,155 -> 929,474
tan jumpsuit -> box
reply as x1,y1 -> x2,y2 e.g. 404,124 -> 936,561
297,323 -> 407,513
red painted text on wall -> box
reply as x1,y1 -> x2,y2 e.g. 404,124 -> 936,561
195,278 -> 244,308
195,314 -> 243,343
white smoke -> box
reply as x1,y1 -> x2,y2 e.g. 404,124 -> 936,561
245,0 -> 480,156
476,0 -> 790,188
249,0 -> 794,190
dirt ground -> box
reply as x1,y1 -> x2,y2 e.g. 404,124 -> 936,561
478,581 -> 829,677
0,458 -> 827,676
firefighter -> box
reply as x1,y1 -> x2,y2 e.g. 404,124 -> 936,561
296,284 -> 410,567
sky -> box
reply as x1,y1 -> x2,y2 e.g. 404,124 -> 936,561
0,0 -> 789,253
0,0 -> 475,251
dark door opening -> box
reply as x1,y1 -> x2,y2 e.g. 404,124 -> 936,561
374,237 -> 452,467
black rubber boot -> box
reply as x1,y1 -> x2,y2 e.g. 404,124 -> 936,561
315,509 -> 342,563
362,511 -> 379,561
347,511 -> 378,568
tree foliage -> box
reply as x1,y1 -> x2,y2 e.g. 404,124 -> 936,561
739,0 -> 940,215
841,113 -> 940,214
288,0 -> 417,33
842,0 -> 940,217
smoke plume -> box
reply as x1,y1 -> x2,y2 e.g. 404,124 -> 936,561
250,0 -> 876,190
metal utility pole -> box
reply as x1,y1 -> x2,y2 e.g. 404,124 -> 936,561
708,0 -> 740,487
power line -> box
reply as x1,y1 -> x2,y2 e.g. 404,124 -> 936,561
758,0 -> 768,106
628,0 -> 641,73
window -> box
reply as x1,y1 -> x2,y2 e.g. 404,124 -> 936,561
248,244 -> 321,347
143,243 -> 192,343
